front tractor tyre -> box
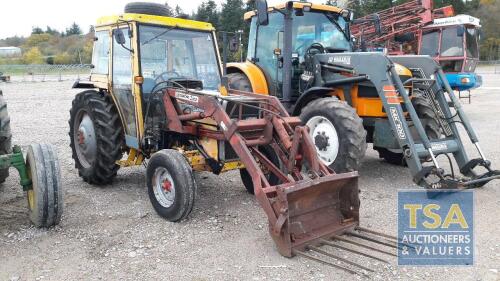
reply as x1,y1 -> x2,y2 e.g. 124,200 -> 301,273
0,93 -> 12,183
377,93 -> 441,165
26,143 -> 63,228
147,149 -> 196,222
69,90 -> 123,185
300,97 -> 367,172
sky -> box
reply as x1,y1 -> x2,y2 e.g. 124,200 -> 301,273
0,0 -> 324,39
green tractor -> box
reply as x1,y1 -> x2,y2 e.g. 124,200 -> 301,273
0,89 -> 63,227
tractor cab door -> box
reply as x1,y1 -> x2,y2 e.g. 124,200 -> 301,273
111,27 -> 139,149
249,13 -> 284,98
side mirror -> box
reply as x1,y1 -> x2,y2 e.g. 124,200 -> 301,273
457,25 -> 465,37
256,0 -> 269,26
114,29 -> 126,45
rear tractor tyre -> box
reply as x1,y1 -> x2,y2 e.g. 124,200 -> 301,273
240,145 -> 282,194
125,2 -> 173,17
300,97 -> 367,173
147,149 -> 196,222
227,72 -> 253,93
69,90 -> 123,185
378,93 -> 441,165
26,143 -> 63,228
0,93 -> 12,183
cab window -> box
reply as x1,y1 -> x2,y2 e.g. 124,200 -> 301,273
92,31 -> 110,74
440,27 -> 464,57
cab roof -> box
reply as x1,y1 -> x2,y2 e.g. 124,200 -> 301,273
96,13 -> 215,31
244,2 -> 343,21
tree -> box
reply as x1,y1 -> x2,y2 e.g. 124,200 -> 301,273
31,27 -> 44,35
23,47 -> 45,64
196,0 -> 220,29
474,0 -> 500,60
45,26 -> 60,35
174,4 -> 190,18
164,2 -> 174,16
65,23 -> 82,36
220,0 -> 246,33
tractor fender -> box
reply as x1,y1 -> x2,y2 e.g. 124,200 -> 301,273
227,62 -> 269,95
72,80 -> 98,89
291,87 -> 336,116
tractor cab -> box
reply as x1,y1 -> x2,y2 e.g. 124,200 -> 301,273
419,15 -> 482,90
244,2 -> 353,99
85,13 -> 221,150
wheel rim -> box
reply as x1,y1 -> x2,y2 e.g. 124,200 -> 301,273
152,167 -> 176,208
74,110 -> 97,168
306,116 -> 340,166
26,159 -> 35,211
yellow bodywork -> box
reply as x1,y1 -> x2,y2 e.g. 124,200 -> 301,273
93,13 -> 220,168
96,13 -> 215,31
244,2 -> 343,21
227,61 -> 269,95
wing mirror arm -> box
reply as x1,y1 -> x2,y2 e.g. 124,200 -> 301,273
114,27 -> 134,54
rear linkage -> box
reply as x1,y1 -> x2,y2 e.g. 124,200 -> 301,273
159,86 -> 397,275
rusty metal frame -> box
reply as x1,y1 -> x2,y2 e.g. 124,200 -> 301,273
160,87 -> 361,257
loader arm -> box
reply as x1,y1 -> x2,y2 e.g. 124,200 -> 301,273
160,86 -> 365,257
154,88 -> 397,275
310,52 -> 499,189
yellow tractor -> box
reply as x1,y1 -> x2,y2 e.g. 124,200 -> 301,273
228,1 -> 499,189
69,2 -> 401,271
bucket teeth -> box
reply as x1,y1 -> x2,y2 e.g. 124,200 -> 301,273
332,234 -> 397,257
292,249 -> 369,277
356,226 -> 399,241
308,246 -> 375,273
346,231 -> 400,249
319,239 -> 390,263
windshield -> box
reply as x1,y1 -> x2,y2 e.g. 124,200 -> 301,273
293,12 -> 351,55
440,26 -> 464,57
420,30 -> 439,56
465,26 -> 479,58
139,25 -> 221,93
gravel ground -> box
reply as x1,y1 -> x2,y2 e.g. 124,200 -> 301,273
0,68 -> 499,281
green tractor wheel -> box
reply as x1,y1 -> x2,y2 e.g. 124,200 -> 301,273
25,144 -> 63,227
0,92 -> 13,183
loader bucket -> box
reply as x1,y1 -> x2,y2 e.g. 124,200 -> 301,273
269,172 -> 360,257
160,87 -> 396,273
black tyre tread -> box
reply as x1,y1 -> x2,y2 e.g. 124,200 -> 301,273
300,97 -> 367,172
147,149 -> 196,222
227,72 -> 252,92
411,95 -> 441,139
125,2 -> 172,17
0,94 -> 12,183
69,90 -> 123,185
378,94 -> 441,165
27,143 -> 63,228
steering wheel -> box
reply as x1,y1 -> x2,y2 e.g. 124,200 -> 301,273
154,70 -> 181,84
305,43 -> 326,55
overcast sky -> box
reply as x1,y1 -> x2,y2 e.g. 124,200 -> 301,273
0,0 -> 327,39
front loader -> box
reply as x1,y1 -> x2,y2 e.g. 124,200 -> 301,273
69,3 -> 399,275
227,0 -> 499,189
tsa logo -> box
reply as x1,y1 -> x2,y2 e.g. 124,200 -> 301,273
398,190 -> 474,266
